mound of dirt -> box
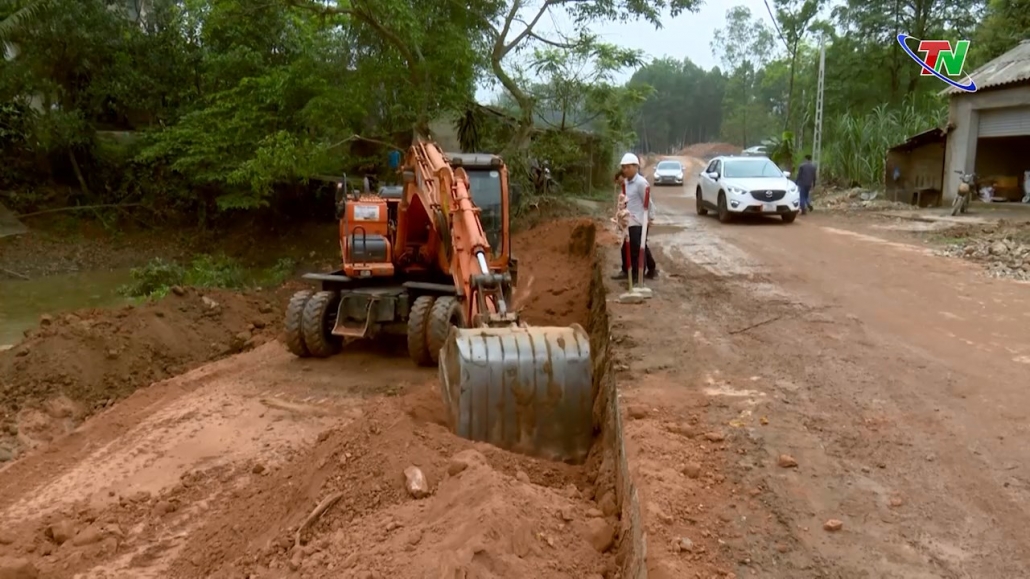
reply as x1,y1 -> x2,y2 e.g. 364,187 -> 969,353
0,288 -> 278,457
512,218 -> 597,328
0,385 -> 617,578
152,386 -> 617,579
678,142 -> 741,159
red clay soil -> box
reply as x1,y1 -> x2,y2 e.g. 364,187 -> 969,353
0,218 -> 617,579
0,288 -> 278,458
677,143 -> 741,159
511,218 -> 597,328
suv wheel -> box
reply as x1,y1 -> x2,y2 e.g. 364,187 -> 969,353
695,188 -> 708,216
717,192 -> 732,223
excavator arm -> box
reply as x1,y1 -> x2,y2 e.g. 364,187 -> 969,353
405,139 -> 516,328
404,138 -> 593,464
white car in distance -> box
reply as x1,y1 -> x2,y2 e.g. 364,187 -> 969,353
696,156 -> 801,224
652,159 -> 684,186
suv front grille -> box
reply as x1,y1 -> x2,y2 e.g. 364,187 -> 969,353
750,190 -> 786,201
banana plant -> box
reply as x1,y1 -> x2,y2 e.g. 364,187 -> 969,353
0,0 -> 54,40
761,131 -> 796,170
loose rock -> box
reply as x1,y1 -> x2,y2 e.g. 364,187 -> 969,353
71,525 -> 105,546
705,431 -> 726,442
0,557 -> 38,579
823,519 -> 843,532
46,520 -> 77,545
778,454 -> 798,468
626,405 -> 649,419
403,466 -> 429,499
673,537 -> 694,552
682,462 -> 702,479
447,449 -> 486,476
583,518 -> 615,553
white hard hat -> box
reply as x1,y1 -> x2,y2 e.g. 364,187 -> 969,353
620,153 -> 639,166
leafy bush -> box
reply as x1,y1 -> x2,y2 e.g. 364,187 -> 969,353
120,258 -> 187,298
120,254 -> 245,297
258,257 -> 297,287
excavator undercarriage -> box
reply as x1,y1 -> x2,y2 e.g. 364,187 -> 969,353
283,142 -> 593,463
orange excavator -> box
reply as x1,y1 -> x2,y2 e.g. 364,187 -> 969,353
283,139 -> 593,462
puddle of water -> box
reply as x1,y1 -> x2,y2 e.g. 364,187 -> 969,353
0,269 -> 133,346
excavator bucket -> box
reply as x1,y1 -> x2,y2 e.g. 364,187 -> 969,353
438,324 -> 593,463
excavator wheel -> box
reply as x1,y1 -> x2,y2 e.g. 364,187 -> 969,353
407,295 -> 436,367
438,324 -> 593,463
284,290 -> 313,357
427,296 -> 465,365
301,291 -> 343,358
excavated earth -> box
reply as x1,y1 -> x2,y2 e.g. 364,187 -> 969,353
0,218 -> 636,579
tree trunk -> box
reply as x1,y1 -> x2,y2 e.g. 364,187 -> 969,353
742,70 -> 749,147
784,41 -> 800,132
68,149 -> 91,197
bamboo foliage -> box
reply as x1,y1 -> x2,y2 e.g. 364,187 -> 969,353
822,102 -> 946,187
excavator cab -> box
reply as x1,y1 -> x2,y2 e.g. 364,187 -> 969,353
449,153 -> 506,260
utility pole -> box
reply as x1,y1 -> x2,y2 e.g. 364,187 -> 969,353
812,36 -> 826,186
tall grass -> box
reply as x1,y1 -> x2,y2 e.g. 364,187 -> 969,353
822,101 -> 946,188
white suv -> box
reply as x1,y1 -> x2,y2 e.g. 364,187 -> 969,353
696,156 -> 801,223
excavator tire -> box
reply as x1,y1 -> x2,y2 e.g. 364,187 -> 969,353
284,290 -> 313,357
427,296 -> 465,365
301,291 -> 342,358
407,295 -> 436,367
438,324 -> 593,463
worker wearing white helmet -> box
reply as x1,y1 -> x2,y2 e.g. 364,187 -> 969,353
613,152 -> 657,282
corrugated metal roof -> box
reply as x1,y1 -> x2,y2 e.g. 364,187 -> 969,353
887,127 -> 947,152
942,39 -> 1030,96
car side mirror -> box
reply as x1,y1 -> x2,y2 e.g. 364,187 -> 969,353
783,171 -> 791,178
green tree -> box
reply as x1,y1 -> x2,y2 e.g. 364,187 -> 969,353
629,58 -> 726,152
768,0 -> 823,131
711,6 -> 775,146
972,0 -> 1029,67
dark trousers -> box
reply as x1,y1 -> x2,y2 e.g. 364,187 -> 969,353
621,225 -> 656,279
799,184 -> 812,210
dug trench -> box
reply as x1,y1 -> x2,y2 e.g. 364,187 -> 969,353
0,217 -> 652,578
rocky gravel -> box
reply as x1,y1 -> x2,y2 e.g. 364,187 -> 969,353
933,223 -> 1030,281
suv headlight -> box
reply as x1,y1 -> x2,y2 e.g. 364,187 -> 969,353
727,186 -> 746,196
787,183 -> 799,193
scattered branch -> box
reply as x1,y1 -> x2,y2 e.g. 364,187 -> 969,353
16,203 -> 144,219
294,492 -> 344,548
729,316 -> 782,335
1,267 -> 29,280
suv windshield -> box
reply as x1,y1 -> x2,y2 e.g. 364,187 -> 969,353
465,169 -> 503,257
656,161 -> 681,170
723,159 -> 782,179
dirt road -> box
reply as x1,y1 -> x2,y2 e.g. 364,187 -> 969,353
613,156 -> 1030,577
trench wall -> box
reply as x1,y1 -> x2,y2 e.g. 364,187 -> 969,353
587,240 -> 647,579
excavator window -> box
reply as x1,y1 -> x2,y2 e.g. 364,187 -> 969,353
465,169 -> 503,257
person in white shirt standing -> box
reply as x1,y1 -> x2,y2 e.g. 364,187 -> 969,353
612,153 -> 657,283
